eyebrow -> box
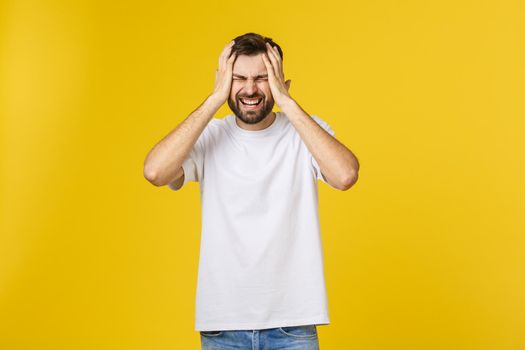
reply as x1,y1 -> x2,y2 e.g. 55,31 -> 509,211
232,73 -> 268,79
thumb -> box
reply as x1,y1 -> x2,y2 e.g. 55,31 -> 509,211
285,79 -> 291,91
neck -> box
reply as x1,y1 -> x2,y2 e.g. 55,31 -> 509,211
235,111 -> 276,131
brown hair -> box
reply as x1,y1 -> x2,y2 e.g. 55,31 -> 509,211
230,32 -> 283,61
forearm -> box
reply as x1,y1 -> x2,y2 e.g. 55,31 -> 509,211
280,98 -> 360,189
143,94 -> 223,186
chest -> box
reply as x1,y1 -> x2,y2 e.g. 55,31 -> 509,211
201,131 -> 314,197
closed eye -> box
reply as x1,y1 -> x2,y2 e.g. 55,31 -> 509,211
233,77 -> 268,81
233,74 -> 268,80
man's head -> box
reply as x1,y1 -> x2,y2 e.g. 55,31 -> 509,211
227,33 -> 284,125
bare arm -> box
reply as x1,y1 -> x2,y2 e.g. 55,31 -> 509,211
143,95 -> 223,186
261,43 -> 359,191
143,40 -> 237,187
280,100 -> 359,191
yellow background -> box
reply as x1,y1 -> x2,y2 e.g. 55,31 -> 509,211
1,0 -> 524,349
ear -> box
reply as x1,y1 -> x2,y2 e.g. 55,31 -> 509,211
285,79 -> 291,91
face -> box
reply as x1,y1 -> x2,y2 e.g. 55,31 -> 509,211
227,53 -> 275,125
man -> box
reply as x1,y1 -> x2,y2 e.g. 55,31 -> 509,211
143,32 -> 359,350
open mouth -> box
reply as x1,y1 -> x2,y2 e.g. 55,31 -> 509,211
239,97 -> 263,108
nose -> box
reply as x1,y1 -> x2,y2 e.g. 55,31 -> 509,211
243,79 -> 258,95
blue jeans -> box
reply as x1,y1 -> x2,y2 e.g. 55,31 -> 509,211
200,324 -> 319,350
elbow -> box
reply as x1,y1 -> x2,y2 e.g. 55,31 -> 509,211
339,169 -> 359,191
340,158 -> 360,191
143,165 -> 163,187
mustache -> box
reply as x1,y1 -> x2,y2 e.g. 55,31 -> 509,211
237,94 -> 264,99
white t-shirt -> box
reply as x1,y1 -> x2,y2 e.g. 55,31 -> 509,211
170,111 -> 336,331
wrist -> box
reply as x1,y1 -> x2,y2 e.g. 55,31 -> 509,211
206,93 -> 225,110
277,95 -> 296,111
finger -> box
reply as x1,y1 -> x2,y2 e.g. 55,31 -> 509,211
265,43 -> 283,76
285,79 -> 291,91
226,52 -> 237,70
261,52 -> 276,81
271,45 -> 285,78
265,43 -> 279,65
265,43 -> 283,78
272,45 -> 284,72
269,43 -> 282,63
264,47 -> 281,79
220,40 -> 235,58
228,50 -> 237,61
271,43 -> 280,58
218,48 -> 232,70
218,41 -> 235,70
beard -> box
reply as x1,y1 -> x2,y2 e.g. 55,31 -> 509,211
228,92 -> 275,125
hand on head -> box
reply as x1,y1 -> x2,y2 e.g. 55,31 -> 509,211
261,42 -> 292,107
212,41 -> 237,104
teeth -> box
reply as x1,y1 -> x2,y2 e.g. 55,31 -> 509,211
240,98 -> 262,105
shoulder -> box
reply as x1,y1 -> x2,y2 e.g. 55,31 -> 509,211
210,116 -> 232,130
200,117 -> 229,137
206,117 -> 224,130
279,112 -> 334,136
310,114 -> 335,136
279,112 -> 327,126
310,114 -> 328,126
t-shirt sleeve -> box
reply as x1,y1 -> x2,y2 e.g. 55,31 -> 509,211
309,115 -> 336,184
168,124 -> 210,191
